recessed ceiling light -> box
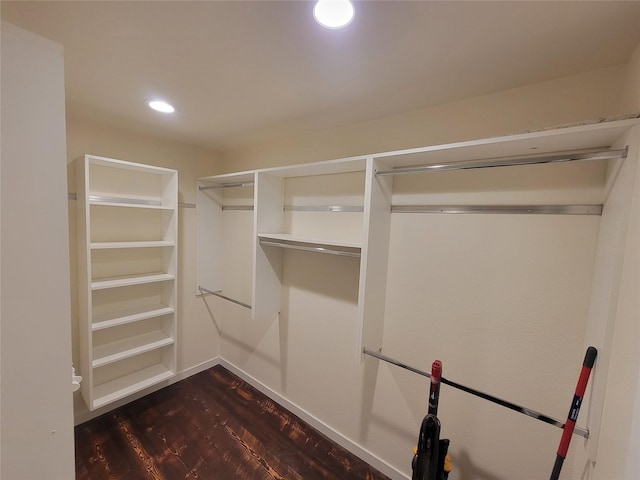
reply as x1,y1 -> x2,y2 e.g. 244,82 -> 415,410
313,0 -> 354,29
148,100 -> 175,113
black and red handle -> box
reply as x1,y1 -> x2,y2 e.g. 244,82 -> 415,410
550,346 -> 597,480
429,360 -> 442,417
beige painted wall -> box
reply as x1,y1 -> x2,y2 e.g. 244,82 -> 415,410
620,42 -> 640,113
591,127 -> 640,479
216,164 -> 605,480
213,58 -> 639,479
221,63 -> 627,173
1,22 -> 75,479
579,42 -> 640,480
65,116 -> 224,419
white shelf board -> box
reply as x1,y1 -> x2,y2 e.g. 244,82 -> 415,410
92,330 -> 175,368
92,304 -> 175,331
373,118 -> 640,169
89,198 -> 174,210
92,363 -> 174,409
87,154 -> 177,174
91,241 -> 175,250
258,233 -> 362,250
198,170 -> 255,185
201,157 -> 368,183
260,156 -> 368,178
91,272 -> 175,290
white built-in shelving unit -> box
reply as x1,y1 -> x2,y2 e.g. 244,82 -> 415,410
197,156 -> 392,357
76,155 -> 178,411
197,118 -> 640,357
197,118 -> 640,458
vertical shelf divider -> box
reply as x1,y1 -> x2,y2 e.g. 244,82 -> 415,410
357,156 -> 393,361
253,172 -> 284,320
76,158 -> 93,408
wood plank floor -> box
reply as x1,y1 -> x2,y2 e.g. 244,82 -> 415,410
75,365 -> 392,480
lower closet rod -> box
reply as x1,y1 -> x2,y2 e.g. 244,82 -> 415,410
198,286 -> 251,309
362,347 -> 588,439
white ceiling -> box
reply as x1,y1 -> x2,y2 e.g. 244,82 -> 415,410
2,1 -> 640,152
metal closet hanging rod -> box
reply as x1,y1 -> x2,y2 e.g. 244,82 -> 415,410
391,204 -> 603,215
374,146 -> 628,176
222,205 -> 254,211
259,238 -> 361,258
199,182 -> 254,190
220,204 -> 601,215
362,347 -> 589,439
198,286 -> 251,309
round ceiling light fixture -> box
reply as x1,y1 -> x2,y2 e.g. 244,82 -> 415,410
148,100 -> 175,113
313,0 -> 355,29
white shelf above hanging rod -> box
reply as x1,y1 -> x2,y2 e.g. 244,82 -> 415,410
375,146 -> 628,176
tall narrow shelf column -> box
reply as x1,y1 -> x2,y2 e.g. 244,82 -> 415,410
76,155 -> 178,411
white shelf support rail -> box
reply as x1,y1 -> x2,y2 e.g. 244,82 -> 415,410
362,347 -> 589,439
198,286 -> 252,310
374,146 -> 628,176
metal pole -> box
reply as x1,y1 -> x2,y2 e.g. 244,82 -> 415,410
362,348 -> 589,438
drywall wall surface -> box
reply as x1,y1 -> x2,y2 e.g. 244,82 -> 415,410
624,369 -> 640,478
66,115 -> 224,419
221,64 -> 626,173
583,126 -> 640,480
218,164 -> 603,479
1,21 -> 75,479
620,42 -> 640,112
382,214 -> 598,478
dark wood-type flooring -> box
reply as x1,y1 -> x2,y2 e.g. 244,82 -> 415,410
75,365 -> 391,480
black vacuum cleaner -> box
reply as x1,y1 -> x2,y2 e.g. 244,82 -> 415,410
412,360 -> 451,480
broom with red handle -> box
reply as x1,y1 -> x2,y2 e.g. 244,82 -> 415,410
550,346 -> 597,480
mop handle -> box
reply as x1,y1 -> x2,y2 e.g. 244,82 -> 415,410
550,346 -> 597,480
428,360 -> 442,417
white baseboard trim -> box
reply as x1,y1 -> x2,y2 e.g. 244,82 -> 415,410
171,356 -> 222,383
218,358 -> 408,480
74,355 -> 407,480
74,356 -> 223,425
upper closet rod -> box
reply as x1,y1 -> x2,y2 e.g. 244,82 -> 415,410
363,347 -> 589,439
375,146 -> 628,176
199,182 -> 254,190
